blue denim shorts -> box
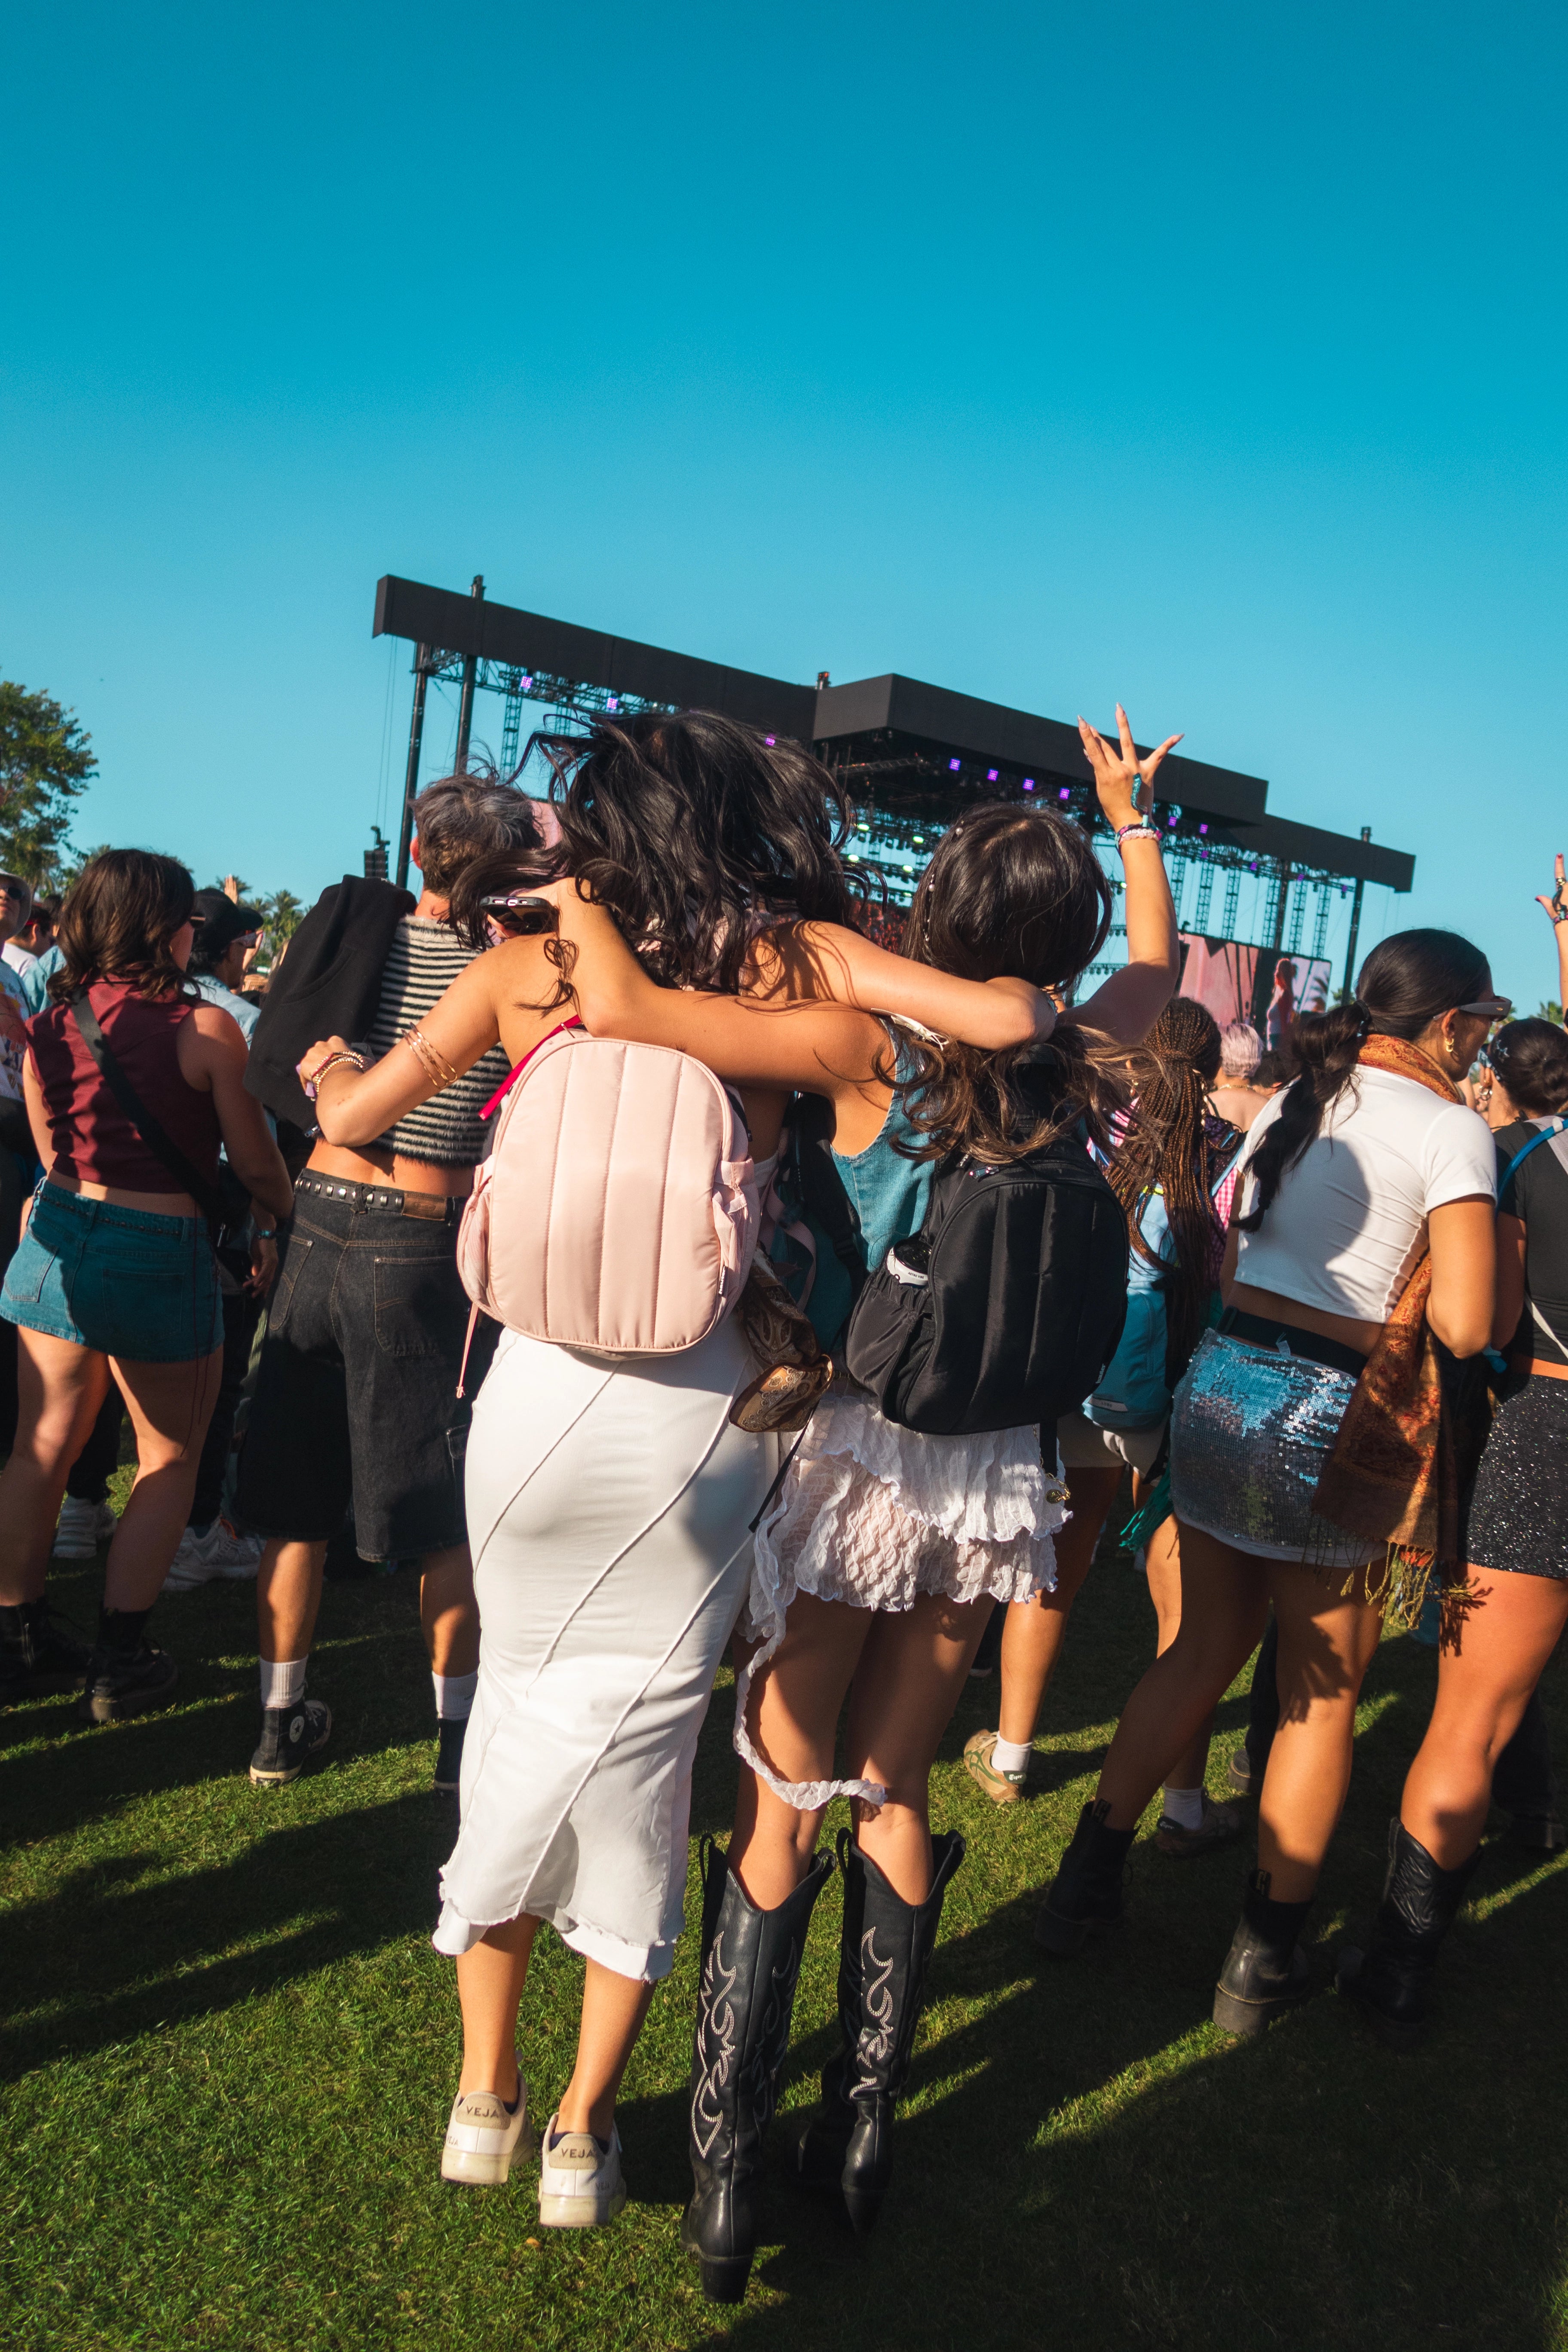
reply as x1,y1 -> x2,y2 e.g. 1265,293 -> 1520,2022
0,1181 -> 223,1362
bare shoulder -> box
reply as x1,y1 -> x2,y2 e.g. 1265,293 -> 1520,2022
186,1000 -> 246,1055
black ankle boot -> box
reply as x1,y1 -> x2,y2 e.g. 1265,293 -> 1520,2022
1033,1800 -> 1134,1956
1337,1818 -> 1481,2051
798,1828 -> 965,2237
77,1608 -> 178,1725
1212,1868 -> 1314,2036
0,1599 -> 92,1705
681,1838 -> 833,2303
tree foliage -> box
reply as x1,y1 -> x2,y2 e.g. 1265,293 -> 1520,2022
0,679 -> 95,886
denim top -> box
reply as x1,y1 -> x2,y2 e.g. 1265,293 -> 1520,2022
802,1078 -> 934,1347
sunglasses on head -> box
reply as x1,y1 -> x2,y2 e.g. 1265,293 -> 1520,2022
480,894 -> 557,939
1456,995 -> 1511,1020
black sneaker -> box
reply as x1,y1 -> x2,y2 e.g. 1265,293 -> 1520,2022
249,1699 -> 333,1786
78,1634 -> 179,1724
434,1716 -> 467,1794
0,1599 -> 93,1704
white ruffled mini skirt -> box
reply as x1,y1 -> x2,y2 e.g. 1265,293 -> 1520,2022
735,1385 -> 1068,1810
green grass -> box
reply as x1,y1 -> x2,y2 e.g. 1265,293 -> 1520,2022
4,1490 -> 1568,2352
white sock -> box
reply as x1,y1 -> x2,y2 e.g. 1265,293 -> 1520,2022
433,1669 -> 478,1722
992,1735 -> 1032,1776
1162,1785 -> 1206,1831
259,1657 -> 306,1711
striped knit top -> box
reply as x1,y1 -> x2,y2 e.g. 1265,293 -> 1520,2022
364,919 -> 511,1166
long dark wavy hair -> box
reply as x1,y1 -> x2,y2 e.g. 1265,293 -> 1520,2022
1238,927 -> 1491,1232
893,802 -> 1122,1163
450,711 -> 862,991
1489,1018 -> 1568,1117
1108,996 -> 1228,1380
49,851 -> 201,1005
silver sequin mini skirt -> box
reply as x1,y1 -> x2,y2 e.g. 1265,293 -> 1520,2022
1169,1329 -> 1375,1568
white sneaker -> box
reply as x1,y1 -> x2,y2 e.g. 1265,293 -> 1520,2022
537,2113 -> 627,2228
440,2078 -> 535,2187
53,1497 -> 115,1560
162,1519 -> 264,1594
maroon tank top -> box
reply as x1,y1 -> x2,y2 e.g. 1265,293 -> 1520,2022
28,980 -> 222,1196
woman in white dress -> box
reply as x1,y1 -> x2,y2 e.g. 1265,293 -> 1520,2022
302,710 -> 1067,2231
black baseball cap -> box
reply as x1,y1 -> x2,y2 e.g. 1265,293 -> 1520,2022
190,889 -> 264,962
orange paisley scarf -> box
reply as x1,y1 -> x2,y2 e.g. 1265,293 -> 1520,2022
1310,1033 -> 1491,1604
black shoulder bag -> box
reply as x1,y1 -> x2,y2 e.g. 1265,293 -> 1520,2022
70,992 -> 242,1244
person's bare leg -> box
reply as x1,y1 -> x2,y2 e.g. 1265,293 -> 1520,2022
728,1592 -> 872,1909
455,1915 -> 538,2099
256,1537 -> 330,1663
0,1332 -> 108,1605
996,1466 -> 1120,1748
1145,1513 -> 1215,1795
420,1543 -> 480,1678
844,1592 -> 995,1902
1401,1571 -> 1568,1867
1094,1523 -> 1268,1829
556,1962 -> 658,2140
104,1351 -> 223,1611
1254,1563 -> 1383,1902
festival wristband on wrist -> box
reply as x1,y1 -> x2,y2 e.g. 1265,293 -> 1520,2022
1115,821 -> 1163,850
298,1049 -> 366,1102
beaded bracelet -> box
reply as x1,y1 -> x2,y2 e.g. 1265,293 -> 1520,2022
1115,822 -> 1162,850
298,1049 -> 365,1102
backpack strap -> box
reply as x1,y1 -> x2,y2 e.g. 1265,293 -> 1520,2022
791,1090 -> 866,1305
1500,1117 -> 1568,1208
70,991 -> 229,1235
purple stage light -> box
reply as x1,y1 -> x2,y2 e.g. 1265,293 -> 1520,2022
1198,822 -> 1208,835
606,695 -> 619,713
1167,815 -> 1178,828
1058,787 -> 1071,802
764,735 -> 775,746
987,769 -> 999,782
948,758 -> 962,772
1022,780 -> 1034,792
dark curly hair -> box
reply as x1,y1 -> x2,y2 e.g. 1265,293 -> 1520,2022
891,802 -> 1122,1164
49,850 -> 201,1006
449,710 -> 863,993
1239,927 -> 1491,1233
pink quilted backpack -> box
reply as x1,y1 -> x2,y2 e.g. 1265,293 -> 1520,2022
456,1022 -> 760,1362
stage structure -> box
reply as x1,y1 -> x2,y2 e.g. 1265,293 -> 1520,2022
373,575 -> 1414,1020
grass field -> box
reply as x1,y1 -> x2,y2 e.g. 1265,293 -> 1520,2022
4,1485 -> 1568,2352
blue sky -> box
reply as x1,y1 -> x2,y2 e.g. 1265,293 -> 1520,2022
3,2 -> 1565,1001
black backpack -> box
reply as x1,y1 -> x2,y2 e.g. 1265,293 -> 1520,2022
795,1096 -> 1130,1438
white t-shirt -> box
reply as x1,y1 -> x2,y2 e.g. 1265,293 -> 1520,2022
0,958 -> 26,1105
1233,1065 -> 1497,1323
1,939 -> 38,983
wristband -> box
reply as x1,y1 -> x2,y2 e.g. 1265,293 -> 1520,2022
1115,822 -> 1162,850
254,1226 -> 277,1240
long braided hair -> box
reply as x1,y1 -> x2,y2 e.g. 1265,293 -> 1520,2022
1108,996 -> 1228,1383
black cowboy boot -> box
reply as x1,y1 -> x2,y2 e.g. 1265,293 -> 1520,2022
798,1828 -> 965,2237
681,1838 -> 834,2304
1212,1868 -> 1314,2036
1033,1799 -> 1135,1956
1337,1818 -> 1482,2052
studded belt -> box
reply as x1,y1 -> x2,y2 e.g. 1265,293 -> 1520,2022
292,1173 -> 466,1223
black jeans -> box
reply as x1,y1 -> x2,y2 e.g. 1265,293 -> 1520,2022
237,1189 -> 495,1562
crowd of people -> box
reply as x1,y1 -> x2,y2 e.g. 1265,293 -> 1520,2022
2,710 -> 1566,2301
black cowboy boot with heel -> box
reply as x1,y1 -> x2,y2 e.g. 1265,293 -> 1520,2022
1212,1868 -> 1314,2036
1032,1799 -> 1134,1956
797,1827 -> 965,2237
681,1837 -> 834,2304
1337,1817 -> 1481,2051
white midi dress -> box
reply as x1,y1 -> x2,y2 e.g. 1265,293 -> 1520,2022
432,1309 -> 775,1982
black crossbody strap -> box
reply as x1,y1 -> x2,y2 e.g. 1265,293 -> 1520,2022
70,992 -> 228,1230
791,1090 -> 867,1302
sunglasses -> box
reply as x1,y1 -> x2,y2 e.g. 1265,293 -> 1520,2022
481,894 -> 558,939
1456,996 -> 1512,1020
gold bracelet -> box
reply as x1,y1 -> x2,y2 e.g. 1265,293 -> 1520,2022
404,1024 -> 460,1089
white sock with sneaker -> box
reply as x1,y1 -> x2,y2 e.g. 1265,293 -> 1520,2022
992,1735 -> 1032,1777
1162,1785 -> 1206,1831
432,1669 -> 478,1721
259,1657 -> 307,1711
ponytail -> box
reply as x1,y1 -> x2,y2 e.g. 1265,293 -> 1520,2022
1239,927 -> 1489,1232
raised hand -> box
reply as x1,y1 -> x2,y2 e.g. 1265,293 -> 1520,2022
1077,704 -> 1183,833
1534,854 -> 1568,925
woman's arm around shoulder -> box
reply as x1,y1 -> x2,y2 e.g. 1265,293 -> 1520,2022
771,922 -> 1056,1049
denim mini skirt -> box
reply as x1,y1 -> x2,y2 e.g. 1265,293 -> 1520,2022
0,1181 -> 223,1362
